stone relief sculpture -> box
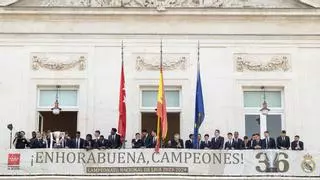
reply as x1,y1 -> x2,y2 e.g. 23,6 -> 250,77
5,0 -> 314,8
136,55 -> 187,71
235,54 -> 290,72
32,55 -> 86,71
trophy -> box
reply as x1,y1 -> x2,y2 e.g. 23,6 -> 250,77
266,150 -> 278,172
53,131 -> 61,148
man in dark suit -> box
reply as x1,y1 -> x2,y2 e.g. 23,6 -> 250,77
150,130 -> 158,148
71,131 -> 85,149
93,130 -> 101,149
141,129 -> 152,148
29,131 -> 39,148
84,134 -> 94,150
225,132 -> 235,150
185,134 -> 193,149
62,132 -> 73,148
169,133 -> 184,148
233,131 -> 243,150
262,131 -> 276,149
108,128 -> 121,149
242,136 -> 251,149
98,135 -> 110,149
291,135 -> 304,150
276,130 -> 290,150
248,134 -> 256,149
200,134 -> 211,149
132,133 -> 143,148
252,133 -> 262,149
211,129 -> 224,149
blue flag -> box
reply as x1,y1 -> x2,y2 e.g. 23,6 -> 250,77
193,60 -> 205,149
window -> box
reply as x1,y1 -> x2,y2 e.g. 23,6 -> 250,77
141,89 -> 180,109
38,89 -> 78,108
243,89 -> 283,138
244,91 -> 282,108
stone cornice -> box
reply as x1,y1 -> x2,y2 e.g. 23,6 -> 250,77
0,7 -> 320,17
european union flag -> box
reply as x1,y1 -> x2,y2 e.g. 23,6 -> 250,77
193,59 -> 205,149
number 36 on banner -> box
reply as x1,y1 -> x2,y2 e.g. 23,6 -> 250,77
255,152 -> 289,173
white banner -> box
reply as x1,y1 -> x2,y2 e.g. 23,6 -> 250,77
1,149 -> 319,176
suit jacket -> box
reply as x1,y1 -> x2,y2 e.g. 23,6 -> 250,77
97,139 -> 110,149
108,134 -> 121,149
224,140 -> 236,150
291,141 -> 304,150
185,140 -> 193,149
233,138 -> 243,150
261,137 -> 276,149
248,139 -> 254,149
252,140 -> 263,149
149,136 -> 158,148
93,139 -> 100,149
58,138 -> 72,148
41,138 -> 49,148
132,139 -> 143,148
170,139 -> 184,148
47,138 -> 56,148
84,140 -> 94,149
242,141 -> 251,150
200,140 -> 212,149
71,138 -> 85,149
277,136 -> 290,149
211,136 -> 224,149
142,135 -> 153,148
29,138 -> 43,149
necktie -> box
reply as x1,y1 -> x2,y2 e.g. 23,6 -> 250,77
77,139 -> 80,149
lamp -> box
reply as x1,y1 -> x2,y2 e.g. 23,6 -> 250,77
51,85 -> 62,115
7,124 -> 13,131
260,86 -> 270,115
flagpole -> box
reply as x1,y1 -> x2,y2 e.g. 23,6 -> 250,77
156,40 -> 162,152
197,40 -> 200,64
121,41 -> 124,64
193,40 -> 202,149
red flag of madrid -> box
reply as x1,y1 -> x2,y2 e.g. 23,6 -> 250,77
118,59 -> 126,140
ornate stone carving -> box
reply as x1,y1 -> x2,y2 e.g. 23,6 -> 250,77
7,0 -> 312,9
32,54 -> 86,71
235,54 -> 290,72
136,55 -> 187,71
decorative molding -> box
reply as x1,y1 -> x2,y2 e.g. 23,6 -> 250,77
234,54 -> 290,72
7,0 -> 311,9
31,53 -> 87,71
135,54 -> 187,71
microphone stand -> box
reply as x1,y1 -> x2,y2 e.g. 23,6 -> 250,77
9,130 -> 12,149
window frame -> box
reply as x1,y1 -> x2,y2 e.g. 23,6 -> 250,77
37,86 -> 79,111
140,86 -> 182,112
243,87 -> 284,136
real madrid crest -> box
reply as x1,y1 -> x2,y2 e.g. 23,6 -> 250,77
301,154 -> 316,173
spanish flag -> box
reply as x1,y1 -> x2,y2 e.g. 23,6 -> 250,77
155,41 -> 168,153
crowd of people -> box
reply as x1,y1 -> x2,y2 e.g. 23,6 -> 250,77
13,128 -> 304,151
